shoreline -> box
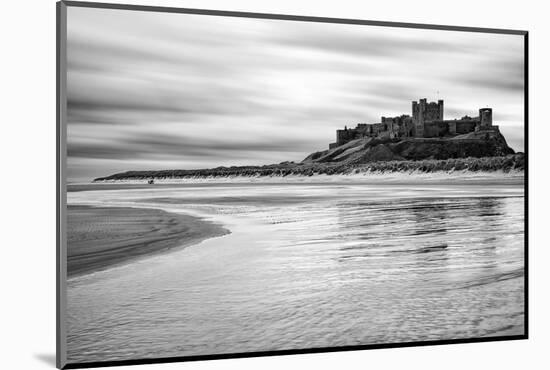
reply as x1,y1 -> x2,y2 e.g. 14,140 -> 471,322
91,154 -> 525,183
72,169 -> 524,188
67,205 -> 230,278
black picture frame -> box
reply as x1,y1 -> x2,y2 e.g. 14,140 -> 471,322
56,1 -> 529,369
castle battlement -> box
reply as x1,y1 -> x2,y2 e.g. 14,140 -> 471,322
329,99 -> 497,149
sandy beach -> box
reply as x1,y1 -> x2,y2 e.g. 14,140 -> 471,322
67,205 -> 229,277
66,180 -> 524,362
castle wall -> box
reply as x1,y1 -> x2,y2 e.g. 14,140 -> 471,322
403,117 -> 414,137
423,121 -> 449,137
455,120 -> 478,134
426,119 -> 479,136
336,129 -> 355,146
355,122 -> 388,137
332,99 -> 492,147
373,123 -> 388,134
449,121 -> 456,135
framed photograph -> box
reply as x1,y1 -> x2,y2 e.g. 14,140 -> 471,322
57,1 -> 528,368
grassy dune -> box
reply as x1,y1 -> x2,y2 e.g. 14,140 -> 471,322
94,154 -> 524,181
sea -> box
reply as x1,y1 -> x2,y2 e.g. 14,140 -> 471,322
66,176 -> 525,363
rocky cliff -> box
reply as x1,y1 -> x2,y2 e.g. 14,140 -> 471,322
303,130 -> 515,165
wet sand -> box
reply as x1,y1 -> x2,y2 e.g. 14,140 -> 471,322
66,182 -> 524,362
67,205 -> 229,277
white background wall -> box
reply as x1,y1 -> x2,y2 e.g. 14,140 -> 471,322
1,0 -> 547,369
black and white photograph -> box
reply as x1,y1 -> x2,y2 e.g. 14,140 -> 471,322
58,1 -> 526,367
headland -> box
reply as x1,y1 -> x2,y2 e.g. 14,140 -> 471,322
93,98 -> 524,182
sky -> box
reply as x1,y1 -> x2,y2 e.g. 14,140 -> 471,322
66,7 -> 525,182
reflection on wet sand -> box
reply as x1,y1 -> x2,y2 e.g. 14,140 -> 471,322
66,182 -> 524,363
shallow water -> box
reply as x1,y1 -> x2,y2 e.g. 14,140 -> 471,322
66,180 -> 525,363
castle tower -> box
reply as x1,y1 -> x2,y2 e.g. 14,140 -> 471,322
412,98 -> 427,137
479,108 -> 492,128
412,101 -> 418,122
438,99 -> 444,120
412,98 -> 445,137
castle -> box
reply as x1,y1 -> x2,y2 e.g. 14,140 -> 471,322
330,98 -> 499,149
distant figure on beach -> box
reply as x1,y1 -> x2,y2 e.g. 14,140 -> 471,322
148,179 -> 155,184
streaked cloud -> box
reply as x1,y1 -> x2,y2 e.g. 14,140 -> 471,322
66,7 -> 525,182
